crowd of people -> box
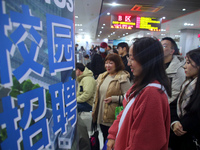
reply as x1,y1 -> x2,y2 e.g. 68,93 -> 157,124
75,37 -> 200,150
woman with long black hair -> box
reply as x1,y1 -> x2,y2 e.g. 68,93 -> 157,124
107,37 -> 171,150
169,48 -> 200,150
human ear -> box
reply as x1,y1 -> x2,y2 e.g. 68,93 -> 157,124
170,49 -> 175,55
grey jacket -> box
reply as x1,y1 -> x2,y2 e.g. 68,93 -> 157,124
166,55 -> 185,103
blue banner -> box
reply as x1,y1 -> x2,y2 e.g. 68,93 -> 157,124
0,0 -> 76,149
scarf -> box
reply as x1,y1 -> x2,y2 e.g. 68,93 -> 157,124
177,77 -> 197,118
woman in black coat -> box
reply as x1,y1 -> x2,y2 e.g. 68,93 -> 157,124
170,48 -> 200,150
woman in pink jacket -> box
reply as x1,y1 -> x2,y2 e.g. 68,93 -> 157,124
107,37 -> 172,150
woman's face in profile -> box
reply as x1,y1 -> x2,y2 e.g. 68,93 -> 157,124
184,57 -> 199,78
128,45 -> 143,77
105,60 -> 116,75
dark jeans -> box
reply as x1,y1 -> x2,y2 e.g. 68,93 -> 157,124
100,124 -> 110,144
77,102 -> 92,112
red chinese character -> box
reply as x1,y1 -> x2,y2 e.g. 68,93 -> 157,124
118,15 -> 123,21
125,16 -> 131,22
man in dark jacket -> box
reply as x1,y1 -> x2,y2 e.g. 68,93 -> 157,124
99,42 -> 108,60
91,45 -> 105,79
117,42 -> 133,81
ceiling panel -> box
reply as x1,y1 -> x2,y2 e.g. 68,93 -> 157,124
75,0 -> 200,42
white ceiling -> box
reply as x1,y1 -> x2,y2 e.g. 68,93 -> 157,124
74,0 -> 200,42
74,0 -> 103,39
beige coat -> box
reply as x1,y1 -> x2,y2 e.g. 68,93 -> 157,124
166,55 -> 185,103
76,67 -> 96,106
92,70 -> 130,123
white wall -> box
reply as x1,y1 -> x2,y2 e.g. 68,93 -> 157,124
180,29 -> 200,56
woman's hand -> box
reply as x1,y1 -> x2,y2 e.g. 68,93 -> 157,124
172,121 -> 187,136
107,139 -> 115,150
104,97 -> 112,104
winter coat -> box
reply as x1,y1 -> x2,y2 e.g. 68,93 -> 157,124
170,78 -> 200,150
166,55 -> 185,103
170,98 -> 200,150
92,71 -> 130,124
90,53 -> 105,79
108,81 -> 170,150
76,67 -> 96,106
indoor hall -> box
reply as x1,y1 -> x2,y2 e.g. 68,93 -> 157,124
0,0 -> 200,150
74,0 -> 200,56
74,0 -> 200,149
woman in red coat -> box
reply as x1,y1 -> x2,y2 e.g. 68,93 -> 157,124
107,37 -> 172,150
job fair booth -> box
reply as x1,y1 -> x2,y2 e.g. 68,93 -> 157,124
0,0 -> 78,149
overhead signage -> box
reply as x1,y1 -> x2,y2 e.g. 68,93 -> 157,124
111,15 -> 136,29
136,16 -> 162,31
111,15 -> 162,31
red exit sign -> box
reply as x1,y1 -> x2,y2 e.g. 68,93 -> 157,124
198,34 -> 200,38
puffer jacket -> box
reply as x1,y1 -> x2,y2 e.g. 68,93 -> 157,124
76,67 -> 96,106
92,70 -> 130,123
166,55 -> 185,103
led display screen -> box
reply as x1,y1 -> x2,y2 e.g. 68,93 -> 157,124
111,15 -> 162,31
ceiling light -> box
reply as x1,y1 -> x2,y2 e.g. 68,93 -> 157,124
104,38 -> 108,42
107,12 -> 110,15
75,24 -> 82,26
126,33 -> 128,35
182,8 -> 186,11
123,34 -> 125,36
112,2 -> 118,6
108,35 -> 110,37
103,24 -> 105,26
100,31 -> 102,33
101,27 -> 104,29
184,23 -> 194,26
75,16 -> 78,18
162,16 -> 166,19
113,32 -> 115,34
76,24 -> 82,26
111,33 -> 113,35
98,35 -> 100,37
